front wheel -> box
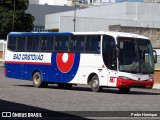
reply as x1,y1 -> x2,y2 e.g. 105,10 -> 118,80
32,72 -> 48,88
119,88 -> 130,94
91,75 -> 102,92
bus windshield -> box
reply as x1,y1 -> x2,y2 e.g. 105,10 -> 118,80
118,37 -> 154,74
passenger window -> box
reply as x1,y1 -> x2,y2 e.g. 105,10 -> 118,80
47,36 -> 54,51
85,35 -> 100,53
89,36 -> 100,53
17,36 -> 26,51
77,36 -> 85,52
61,36 -> 69,51
8,36 -> 17,51
70,36 -> 77,52
26,36 -> 33,51
55,36 -> 62,51
41,36 -> 47,51
26,36 -> 40,51
32,36 -> 40,51
55,36 -> 69,52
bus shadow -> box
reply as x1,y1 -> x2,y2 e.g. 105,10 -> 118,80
104,88 -> 160,95
48,85 -> 160,95
0,99 -> 91,120
127,89 -> 160,95
16,85 -> 160,95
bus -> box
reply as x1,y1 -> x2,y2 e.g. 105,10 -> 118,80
4,31 -> 157,93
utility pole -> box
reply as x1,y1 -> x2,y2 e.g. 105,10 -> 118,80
73,0 -> 76,32
12,0 -> 15,32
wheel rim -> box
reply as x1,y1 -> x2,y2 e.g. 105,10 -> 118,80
92,79 -> 98,89
34,74 -> 40,85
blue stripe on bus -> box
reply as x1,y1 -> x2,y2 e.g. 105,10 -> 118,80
8,32 -> 73,37
5,53 -> 80,83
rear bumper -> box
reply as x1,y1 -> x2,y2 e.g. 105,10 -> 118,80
116,78 -> 154,89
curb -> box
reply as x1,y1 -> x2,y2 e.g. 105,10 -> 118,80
153,83 -> 160,89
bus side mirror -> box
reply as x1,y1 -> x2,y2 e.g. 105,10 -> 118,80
153,50 -> 157,63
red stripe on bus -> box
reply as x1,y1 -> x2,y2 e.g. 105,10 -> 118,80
5,61 -> 52,66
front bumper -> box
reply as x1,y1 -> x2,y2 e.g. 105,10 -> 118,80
116,77 -> 154,89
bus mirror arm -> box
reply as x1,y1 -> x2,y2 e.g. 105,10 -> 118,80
153,50 -> 157,63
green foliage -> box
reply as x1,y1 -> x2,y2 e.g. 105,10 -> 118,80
0,0 -> 34,39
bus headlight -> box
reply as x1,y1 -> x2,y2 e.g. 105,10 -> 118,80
119,76 -> 131,80
149,75 -> 154,81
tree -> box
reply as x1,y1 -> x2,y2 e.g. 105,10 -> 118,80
0,0 -> 34,39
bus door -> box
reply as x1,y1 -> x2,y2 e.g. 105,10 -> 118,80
102,35 -> 117,87
107,40 -> 118,87
108,70 -> 118,87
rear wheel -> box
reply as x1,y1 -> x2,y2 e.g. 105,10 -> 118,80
91,75 -> 102,92
119,88 -> 130,94
57,83 -> 72,89
32,72 -> 48,88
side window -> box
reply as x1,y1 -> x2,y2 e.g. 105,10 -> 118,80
55,36 -> 63,51
8,36 -> 17,51
90,36 -> 100,53
26,36 -> 33,51
102,35 -> 116,70
70,36 -> 77,52
86,35 -> 100,53
85,36 -> 90,52
47,36 -> 54,51
17,36 -> 26,51
32,36 -> 40,51
55,36 -> 69,52
41,36 -> 54,51
77,35 -> 85,52
26,36 -> 40,51
61,36 -> 69,51
41,36 -> 47,51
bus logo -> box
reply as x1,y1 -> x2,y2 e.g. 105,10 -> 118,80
56,53 -> 74,73
51,53 -> 80,82
109,76 -> 117,83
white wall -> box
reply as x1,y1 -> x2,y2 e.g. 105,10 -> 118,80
0,40 -> 6,62
37,0 -> 67,5
45,2 -> 160,31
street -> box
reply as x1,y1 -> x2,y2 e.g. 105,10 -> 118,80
0,66 -> 160,119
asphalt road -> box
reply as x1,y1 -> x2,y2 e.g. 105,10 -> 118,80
0,66 -> 160,119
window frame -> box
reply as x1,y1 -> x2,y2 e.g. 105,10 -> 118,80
7,34 -> 101,54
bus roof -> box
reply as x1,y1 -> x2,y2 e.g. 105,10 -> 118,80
8,32 -> 73,36
8,31 -> 149,39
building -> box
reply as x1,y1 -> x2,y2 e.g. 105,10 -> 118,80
26,4 -> 76,32
144,0 -> 160,2
29,0 -> 68,6
0,40 -> 6,66
29,0 -> 144,7
29,0 -> 91,6
45,2 -> 160,33
45,2 -> 160,84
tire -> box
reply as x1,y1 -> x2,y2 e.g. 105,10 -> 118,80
32,72 -> 48,88
119,88 -> 130,94
91,75 -> 102,92
57,83 -> 72,89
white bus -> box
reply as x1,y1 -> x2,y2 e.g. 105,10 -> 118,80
4,31 -> 157,93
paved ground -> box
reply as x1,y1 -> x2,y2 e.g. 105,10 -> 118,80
0,67 -> 160,119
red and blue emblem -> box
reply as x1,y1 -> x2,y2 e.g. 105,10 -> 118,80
51,53 -> 80,82
56,53 -> 75,73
